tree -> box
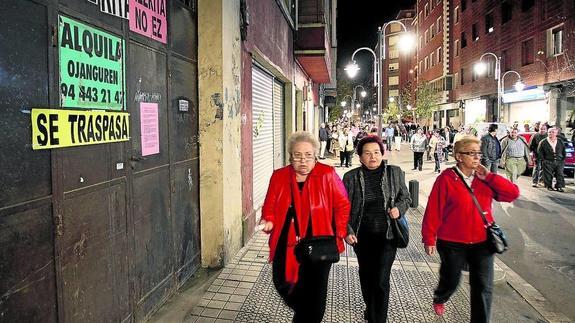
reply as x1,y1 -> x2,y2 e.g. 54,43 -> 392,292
414,81 -> 440,126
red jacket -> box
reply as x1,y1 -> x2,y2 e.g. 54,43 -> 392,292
262,163 -> 350,284
422,168 -> 519,246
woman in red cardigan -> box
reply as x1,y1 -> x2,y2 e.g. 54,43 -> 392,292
422,136 -> 519,322
260,131 -> 350,323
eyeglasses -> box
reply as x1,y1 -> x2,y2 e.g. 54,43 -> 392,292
292,154 -> 316,162
459,151 -> 483,157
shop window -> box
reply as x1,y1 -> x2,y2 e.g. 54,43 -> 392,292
521,38 -> 534,66
485,13 -> 494,33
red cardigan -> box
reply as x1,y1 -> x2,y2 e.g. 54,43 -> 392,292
422,168 -> 519,246
262,163 -> 350,284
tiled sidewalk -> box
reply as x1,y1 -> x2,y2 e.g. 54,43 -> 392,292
185,208 -> 478,323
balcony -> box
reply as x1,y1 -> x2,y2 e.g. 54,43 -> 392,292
294,0 -> 333,84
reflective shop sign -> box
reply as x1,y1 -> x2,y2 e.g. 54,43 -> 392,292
31,108 -> 130,149
59,15 -> 125,110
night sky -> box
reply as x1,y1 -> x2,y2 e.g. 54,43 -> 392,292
337,0 -> 416,77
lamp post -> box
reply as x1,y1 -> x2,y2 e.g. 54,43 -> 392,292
352,85 -> 367,116
340,94 -> 353,108
346,21 -> 413,137
474,53 -> 525,122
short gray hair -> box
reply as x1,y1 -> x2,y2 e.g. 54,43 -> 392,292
287,131 -> 320,156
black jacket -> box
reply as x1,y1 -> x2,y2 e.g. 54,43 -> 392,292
537,138 -> 566,162
342,163 -> 411,238
319,127 -> 329,141
480,133 -> 501,161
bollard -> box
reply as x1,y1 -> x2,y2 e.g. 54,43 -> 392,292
409,180 -> 419,208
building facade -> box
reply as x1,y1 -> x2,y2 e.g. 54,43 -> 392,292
414,0 -> 575,129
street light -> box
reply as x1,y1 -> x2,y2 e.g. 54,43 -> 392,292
474,52 -> 524,122
340,94 -> 353,108
389,97 -> 395,103
352,85 -> 367,116
345,21 -> 413,137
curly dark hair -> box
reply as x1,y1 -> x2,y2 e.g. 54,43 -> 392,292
356,135 -> 385,156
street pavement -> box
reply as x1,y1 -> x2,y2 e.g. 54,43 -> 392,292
149,143 -> 572,323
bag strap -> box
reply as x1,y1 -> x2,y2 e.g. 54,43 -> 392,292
387,165 -> 395,208
451,167 -> 490,228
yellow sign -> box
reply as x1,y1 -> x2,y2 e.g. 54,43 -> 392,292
32,108 -> 130,150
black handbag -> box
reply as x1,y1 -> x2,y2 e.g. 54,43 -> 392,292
290,182 -> 340,264
388,166 -> 409,248
453,167 -> 508,254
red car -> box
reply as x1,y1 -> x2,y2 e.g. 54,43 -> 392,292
518,132 -> 574,177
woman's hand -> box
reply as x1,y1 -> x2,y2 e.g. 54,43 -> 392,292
388,207 -> 400,219
475,164 -> 490,180
425,245 -> 436,256
260,220 -> 274,233
345,234 -> 358,245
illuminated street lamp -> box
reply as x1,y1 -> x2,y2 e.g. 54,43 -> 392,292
474,52 -> 525,122
340,94 -> 353,108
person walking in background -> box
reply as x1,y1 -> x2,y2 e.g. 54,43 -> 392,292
343,135 -> 411,323
529,124 -> 547,187
339,127 -> 354,168
410,128 -> 427,171
428,130 -> 446,173
330,125 -> 340,158
260,132 -> 350,323
500,129 -> 532,183
538,127 -> 566,192
394,123 -> 402,151
385,124 -> 394,151
480,124 -> 502,173
422,137 -> 520,322
443,127 -> 453,161
318,123 -> 329,159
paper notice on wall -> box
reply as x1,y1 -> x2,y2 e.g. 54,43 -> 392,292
129,0 -> 167,44
140,102 -> 159,156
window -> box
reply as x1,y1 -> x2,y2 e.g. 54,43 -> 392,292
388,49 -> 399,59
389,63 -> 399,71
522,0 -> 534,12
389,90 -> 399,97
502,2 -> 512,24
454,72 -> 459,89
472,23 -> 479,41
522,38 -> 534,66
389,76 -> 399,86
425,56 -> 429,70
454,39 -> 460,56
431,23 -> 435,37
419,36 -> 423,49
419,11 -> 423,24
502,49 -> 510,72
461,32 -> 467,48
388,35 -> 399,46
437,17 -> 442,34
454,6 -> 459,23
547,26 -> 564,56
425,29 -> 429,43
461,0 -> 466,11
425,3 -> 429,17
485,13 -> 494,33
430,52 -> 435,66
419,60 -> 423,72
460,68 -> 465,85
437,47 -> 442,63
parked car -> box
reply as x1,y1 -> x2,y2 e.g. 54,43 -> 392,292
564,139 -> 574,177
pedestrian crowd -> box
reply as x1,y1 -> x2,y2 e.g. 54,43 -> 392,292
259,117 -> 571,323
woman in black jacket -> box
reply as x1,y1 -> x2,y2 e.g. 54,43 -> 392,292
342,135 -> 411,323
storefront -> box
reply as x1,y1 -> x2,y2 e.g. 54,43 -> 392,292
502,86 -> 548,125
464,98 -> 487,125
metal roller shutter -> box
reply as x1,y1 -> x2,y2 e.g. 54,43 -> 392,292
273,80 -> 285,169
252,66 -> 275,209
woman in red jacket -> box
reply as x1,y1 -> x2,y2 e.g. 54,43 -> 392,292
422,136 -> 519,322
260,131 -> 350,323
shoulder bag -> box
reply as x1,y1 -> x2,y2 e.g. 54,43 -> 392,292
291,182 -> 340,264
388,166 -> 409,248
452,168 -> 508,254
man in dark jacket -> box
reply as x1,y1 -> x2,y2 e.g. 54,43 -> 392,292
538,127 -> 566,192
529,124 -> 548,187
480,124 -> 501,173
319,123 -> 329,159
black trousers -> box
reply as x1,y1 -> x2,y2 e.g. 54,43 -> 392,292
434,240 -> 494,323
413,152 -> 424,170
354,232 -> 397,323
340,151 -> 352,167
542,160 -> 565,189
273,259 -> 332,323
